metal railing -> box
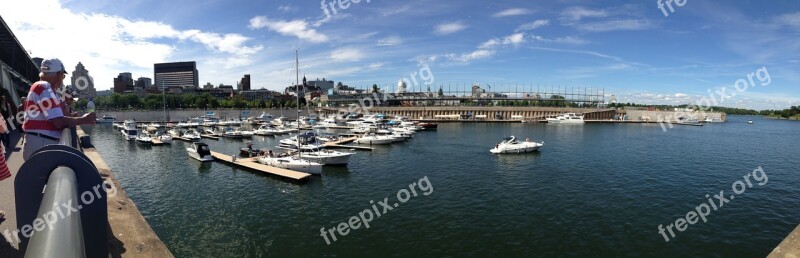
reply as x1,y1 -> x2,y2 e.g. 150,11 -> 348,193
15,126 -> 107,258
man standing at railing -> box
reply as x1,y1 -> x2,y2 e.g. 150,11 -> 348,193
22,58 -> 96,160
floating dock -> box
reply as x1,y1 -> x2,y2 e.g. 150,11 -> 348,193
210,151 -> 311,182
323,137 -> 374,151
151,139 -> 164,146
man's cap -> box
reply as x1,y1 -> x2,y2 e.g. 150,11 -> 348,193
40,58 -> 68,74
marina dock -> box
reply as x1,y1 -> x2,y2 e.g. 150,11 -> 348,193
151,139 -> 164,145
322,136 -> 374,151
209,151 -> 311,182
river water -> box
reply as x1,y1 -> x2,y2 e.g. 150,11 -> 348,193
88,115 -> 800,257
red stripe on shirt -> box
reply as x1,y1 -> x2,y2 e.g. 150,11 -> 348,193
22,119 -> 59,131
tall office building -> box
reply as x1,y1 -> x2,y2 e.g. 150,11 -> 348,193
238,74 -> 251,91
70,62 -> 96,98
135,77 -> 152,90
154,61 -> 198,90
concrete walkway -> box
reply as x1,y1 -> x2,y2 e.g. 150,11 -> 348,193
0,131 -> 26,257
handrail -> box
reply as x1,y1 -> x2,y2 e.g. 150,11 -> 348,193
16,126 -> 106,258
24,166 -> 86,258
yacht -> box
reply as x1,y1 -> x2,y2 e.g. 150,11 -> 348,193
546,113 -> 585,124
271,116 -> 290,126
96,115 -> 117,123
222,127 -> 243,138
253,125 -> 276,136
135,133 -> 153,145
490,136 -> 544,154
312,117 -> 338,129
183,129 -> 202,141
258,154 -> 323,174
354,132 -> 394,145
285,146 -> 353,166
120,120 -> 138,141
186,142 -> 213,162
155,131 -> 172,144
238,128 -> 254,138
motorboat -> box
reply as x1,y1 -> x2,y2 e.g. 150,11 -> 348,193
187,142 -> 213,162
135,133 -> 153,145
418,122 -> 438,130
354,132 -> 394,145
545,113 -> 585,124
255,112 -> 273,123
490,136 -> 544,154
285,146 -> 353,166
222,127 -> 243,138
155,132 -> 172,144
238,128 -> 254,138
253,125 -> 276,136
96,115 -> 117,123
279,132 -> 324,148
748,120 -> 754,124
183,129 -> 202,141
120,120 -> 138,141
271,116 -> 289,126
167,128 -> 181,137
257,154 -> 323,174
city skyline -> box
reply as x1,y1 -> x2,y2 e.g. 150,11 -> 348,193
2,0 -> 799,109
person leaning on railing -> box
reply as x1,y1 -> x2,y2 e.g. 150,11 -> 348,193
21,58 -> 95,161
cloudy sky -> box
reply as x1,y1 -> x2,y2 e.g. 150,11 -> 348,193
2,0 -> 799,109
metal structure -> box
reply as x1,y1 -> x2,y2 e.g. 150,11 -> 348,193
15,127 -> 108,258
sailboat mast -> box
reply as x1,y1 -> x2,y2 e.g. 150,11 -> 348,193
295,49 -> 301,159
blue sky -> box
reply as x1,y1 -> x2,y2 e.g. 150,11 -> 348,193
3,0 -> 799,109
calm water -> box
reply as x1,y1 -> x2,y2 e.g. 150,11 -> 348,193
88,116 -> 800,257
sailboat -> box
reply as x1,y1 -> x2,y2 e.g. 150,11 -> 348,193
258,50 -> 323,174
156,81 -> 173,143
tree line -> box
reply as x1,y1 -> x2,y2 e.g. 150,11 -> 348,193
73,93 -> 307,110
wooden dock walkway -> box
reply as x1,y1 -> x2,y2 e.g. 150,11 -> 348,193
151,139 -> 164,146
322,136 -> 374,151
210,151 -> 311,181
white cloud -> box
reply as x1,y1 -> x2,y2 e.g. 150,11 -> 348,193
1,0 -> 262,91
575,19 -> 653,32
493,8 -> 531,17
447,49 -> 496,62
435,21 -> 468,35
278,5 -> 296,12
249,16 -> 329,42
529,35 -> 589,45
561,6 -> 608,22
775,12 -> 800,28
675,93 -> 688,98
377,36 -> 403,46
330,48 -> 364,62
516,20 -> 550,31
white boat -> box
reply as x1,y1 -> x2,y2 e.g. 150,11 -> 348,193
155,132 -> 172,144
286,147 -> 353,166
135,133 -> 153,145
96,115 -> 117,123
255,112 -> 273,123
489,136 -> 543,154
354,132 -> 394,145
271,116 -> 289,126
546,113 -> 585,124
183,129 -> 202,141
147,123 -> 163,128
239,129 -> 254,138
120,120 -> 138,141
258,155 -> 323,174
168,128 -> 181,137
222,127 -> 243,138
748,120 -> 754,124
253,125 -> 276,136
187,142 -> 213,162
